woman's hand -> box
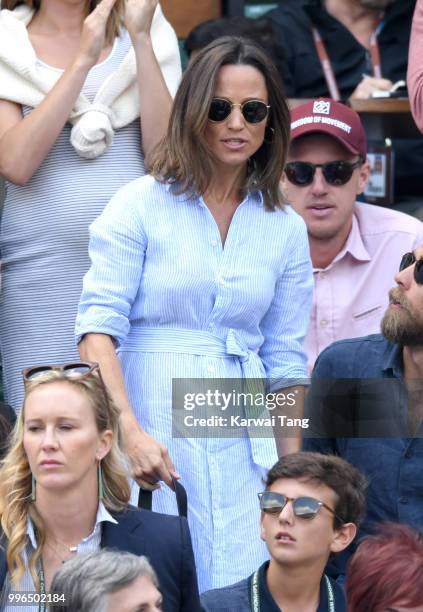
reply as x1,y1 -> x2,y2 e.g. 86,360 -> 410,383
122,414 -> 180,490
75,0 -> 118,69
124,0 -> 158,42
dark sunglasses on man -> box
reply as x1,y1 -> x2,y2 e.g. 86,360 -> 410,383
208,97 -> 270,124
399,252 -> 423,284
284,159 -> 363,187
258,491 -> 344,523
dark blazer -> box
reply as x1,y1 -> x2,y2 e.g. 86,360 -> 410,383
0,505 -> 201,612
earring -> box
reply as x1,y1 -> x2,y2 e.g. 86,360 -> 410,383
98,460 -> 104,501
31,473 -> 36,502
264,126 -> 275,144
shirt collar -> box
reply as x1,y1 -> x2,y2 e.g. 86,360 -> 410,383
336,212 -> 371,264
314,210 -> 370,273
256,561 -> 342,611
26,501 -> 118,549
164,180 -> 264,207
381,341 -> 404,378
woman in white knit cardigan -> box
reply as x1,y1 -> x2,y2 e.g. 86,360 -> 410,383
0,0 -> 181,410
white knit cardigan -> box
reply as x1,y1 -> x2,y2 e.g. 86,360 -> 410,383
0,4 -> 181,158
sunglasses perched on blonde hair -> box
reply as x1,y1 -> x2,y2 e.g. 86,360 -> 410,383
22,362 -> 100,382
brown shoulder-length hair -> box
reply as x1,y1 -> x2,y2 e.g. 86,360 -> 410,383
1,0 -> 125,45
150,36 -> 291,211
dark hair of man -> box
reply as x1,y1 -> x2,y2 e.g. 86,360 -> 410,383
150,36 -> 290,211
346,523 -> 423,612
184,16 -> 287,79
265,451 -> 367,529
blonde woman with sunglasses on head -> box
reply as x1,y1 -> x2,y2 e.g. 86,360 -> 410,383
76,37 -> 314,592
0,362 -> 200,611
0,0 -> 181,411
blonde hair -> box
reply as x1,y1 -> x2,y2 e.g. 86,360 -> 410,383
0,370 -> 131,588
1,0 -> 125,45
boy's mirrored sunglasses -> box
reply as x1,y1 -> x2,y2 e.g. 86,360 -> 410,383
22,362 -> 100,382
399,252 -> 423,284
208,97 -> 270,124
258,491 -> 343,522
284,160 -> 363,187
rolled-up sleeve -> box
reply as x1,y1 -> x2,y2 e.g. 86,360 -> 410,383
75,180 -> 148,347
259,213 -> 313,391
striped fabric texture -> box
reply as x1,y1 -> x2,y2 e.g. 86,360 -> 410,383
76,176 -> 313,591
0,31 -> 145,410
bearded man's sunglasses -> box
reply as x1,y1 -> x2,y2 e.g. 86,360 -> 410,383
284,160 -> 363,187
399,252 -> 423,284
258,491 -> 343,523
208,97 -> 270,124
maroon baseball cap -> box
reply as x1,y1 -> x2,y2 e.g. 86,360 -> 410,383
290,99 -> 367,158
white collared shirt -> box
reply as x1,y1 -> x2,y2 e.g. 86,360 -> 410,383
1,502 -> 117,612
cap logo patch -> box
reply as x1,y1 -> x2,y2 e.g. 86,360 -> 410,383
313,100 -> 330,114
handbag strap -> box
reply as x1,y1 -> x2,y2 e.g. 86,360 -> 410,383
138,477 -> 188,518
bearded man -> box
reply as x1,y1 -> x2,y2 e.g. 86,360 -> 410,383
303,246 -> 423,581
267,0 -> 421,196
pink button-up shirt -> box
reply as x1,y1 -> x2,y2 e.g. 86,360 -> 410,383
306,202 -> 423,370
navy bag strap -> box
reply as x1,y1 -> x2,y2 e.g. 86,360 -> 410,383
138,477 -> 188,518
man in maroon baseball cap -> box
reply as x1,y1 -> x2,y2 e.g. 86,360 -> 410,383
282,98 -> 423,371
290,99 -> 367,160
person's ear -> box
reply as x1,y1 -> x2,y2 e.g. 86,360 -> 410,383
357,158 -> 370,194
330,522 -> 357,553
96,429 -> 113,461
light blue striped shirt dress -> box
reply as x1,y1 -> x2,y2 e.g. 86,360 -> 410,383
75,175 -> 313,592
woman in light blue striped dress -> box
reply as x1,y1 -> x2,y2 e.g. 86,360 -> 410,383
77,37 -> 313,592
0,0 -> 181,410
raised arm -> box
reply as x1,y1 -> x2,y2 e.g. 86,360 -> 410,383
0,0 -> 118,185
408,0 -> 423,132
124,0 -> 181,164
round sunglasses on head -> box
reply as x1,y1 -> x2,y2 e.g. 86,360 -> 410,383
22,362 -> 99,382
399,252 -> 423,284
258,491 -> 343,522
208,97 -> 270,124
284,160 -> 363,187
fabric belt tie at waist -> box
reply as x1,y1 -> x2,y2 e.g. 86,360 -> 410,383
119,327 -> 277,470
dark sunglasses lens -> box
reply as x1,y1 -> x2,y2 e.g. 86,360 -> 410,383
242,101 -> 268,123
285,163 -> 314,186
399,252 -> 416,272
323,162 -> 354,186
293,497 -> 320,519
208,99 -> 231,122
25,366 -> 53,381
414,260 -> 423,284
260,492 -> 286,514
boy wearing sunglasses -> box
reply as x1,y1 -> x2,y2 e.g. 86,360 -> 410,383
201,451 -> 366,612
282,99 -> 423,371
